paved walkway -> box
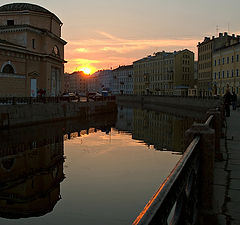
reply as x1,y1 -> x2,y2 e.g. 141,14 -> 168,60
214,108 -> 240,225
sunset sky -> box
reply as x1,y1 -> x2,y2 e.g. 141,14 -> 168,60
3,0 -> 240,74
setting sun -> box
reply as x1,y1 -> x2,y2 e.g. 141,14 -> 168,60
80,67 -> 91,75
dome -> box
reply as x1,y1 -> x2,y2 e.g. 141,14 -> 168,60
0,3 -> 62,23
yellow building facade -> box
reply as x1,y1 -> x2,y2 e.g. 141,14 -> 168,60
0,3 -> 67,97
133,49 -> 194,96
213,42 -> 240,96
197,32 -> 239,96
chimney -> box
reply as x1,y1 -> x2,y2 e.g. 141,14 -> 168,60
224,32 -> 228,36
219,33 -> 223,37
212,36 -> 215,39
232,34 -> 235,38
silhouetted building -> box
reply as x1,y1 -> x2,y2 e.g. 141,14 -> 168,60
64,71 -> 87,95
0,3 -> 67,97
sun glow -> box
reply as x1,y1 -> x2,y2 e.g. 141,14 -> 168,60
78,67 -> 92,75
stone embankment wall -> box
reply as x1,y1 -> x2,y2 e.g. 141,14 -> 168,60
116,95 -> 222,112
0,101 -> 117,129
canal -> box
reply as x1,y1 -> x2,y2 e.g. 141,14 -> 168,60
0,105 -> 204,225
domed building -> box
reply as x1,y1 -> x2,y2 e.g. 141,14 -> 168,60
0,3 -> 67,97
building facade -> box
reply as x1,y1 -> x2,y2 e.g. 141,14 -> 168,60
197,32 -> 239,96
112,65 -> 133,95
213,42 -> 240,96
133,49 -> 194,96
87,70 -> 113,94
0,3 -> 67,97
64,72 -> 87,95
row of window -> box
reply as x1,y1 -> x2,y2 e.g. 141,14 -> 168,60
183,54 -> 191,59
198,43 -> 212,53
199,62 -> 211,70
198,71 -> 211,79
182,60 -> 190,65
183,67 -> 190,72
214,69 -> 239,79
214,55 -> 239,66
216,87 -> 239,94
134,74 -> 173,82
135,60 -> 174,69
135,67 -> 174,75
199,52 -> 211,61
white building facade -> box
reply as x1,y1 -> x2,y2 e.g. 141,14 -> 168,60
112,65 -> 133,95
87,70 -> 113,93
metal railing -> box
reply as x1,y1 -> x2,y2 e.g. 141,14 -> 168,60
133,114 -> 217,225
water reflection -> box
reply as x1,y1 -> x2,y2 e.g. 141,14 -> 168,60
116,106 -> 202,153
0,130 -> 64,219
0,113 -> 116,222
0,106 -> 204,224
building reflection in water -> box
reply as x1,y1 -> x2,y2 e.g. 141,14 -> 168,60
0,113 -> 117,220
0,107 -> 201,222
116,106 -> 202,153
0,132 -> 64,219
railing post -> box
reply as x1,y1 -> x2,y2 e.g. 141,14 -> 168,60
185,123 -> 215,213
29,97 -> 33,104
207,109 -> 222,160
12,97 -> 16,105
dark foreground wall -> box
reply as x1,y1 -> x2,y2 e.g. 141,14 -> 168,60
0,101 -> 117,129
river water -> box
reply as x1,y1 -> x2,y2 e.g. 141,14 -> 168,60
0,105 -> 204,225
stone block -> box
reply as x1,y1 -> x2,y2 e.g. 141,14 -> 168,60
214,168 -> 227,186
216,215 -> 227,225
212,184 -> 226,213
229,179 -> 240,190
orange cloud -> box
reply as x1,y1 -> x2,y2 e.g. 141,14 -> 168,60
76,48 -> 89,53
64,31 -> 201,73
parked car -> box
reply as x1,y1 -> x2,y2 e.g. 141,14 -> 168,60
87,92 -> 102,101
62,92 -> 77,101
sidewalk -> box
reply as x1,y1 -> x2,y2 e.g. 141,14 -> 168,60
213,108 -> 240,225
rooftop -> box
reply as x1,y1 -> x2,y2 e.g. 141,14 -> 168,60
0,3 -> 62,24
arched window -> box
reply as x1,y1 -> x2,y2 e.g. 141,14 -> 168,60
2,64 -> 15,74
